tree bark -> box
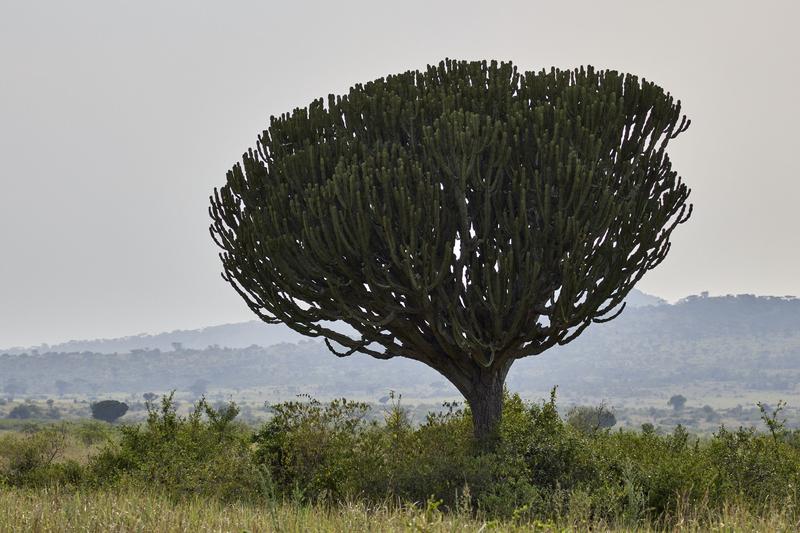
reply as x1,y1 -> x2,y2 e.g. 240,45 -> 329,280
460,361 -> 513,448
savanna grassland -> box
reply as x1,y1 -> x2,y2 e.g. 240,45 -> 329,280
3,293 -> 799,531
1,392 -> 799,532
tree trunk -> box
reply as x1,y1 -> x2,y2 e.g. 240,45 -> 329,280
461,362 -> 513,448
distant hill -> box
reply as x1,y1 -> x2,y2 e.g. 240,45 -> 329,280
2,292 -> 799,408
0,318 -> 357,356
0,289 -> 663,355
623,289 -> 667,308
511,293 -> 800,400
1,321 -> 308,356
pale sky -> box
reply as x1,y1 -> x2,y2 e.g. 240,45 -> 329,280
1,1 -> 798,348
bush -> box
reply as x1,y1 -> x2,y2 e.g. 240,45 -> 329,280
7,402 -> 61,420
252,390 -> 800,524
566,404 -> 617,433
252,391 -> 580,516
0,425 -> 82,487
7,404 -> 44,420
89,393 -> 265,502
253,397 -> 375,500
73,420 -> 114,446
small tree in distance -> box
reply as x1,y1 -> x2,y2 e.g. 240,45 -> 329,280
669,394 -> 687,412
91,400 -> 129,423
210,59 -> 692,443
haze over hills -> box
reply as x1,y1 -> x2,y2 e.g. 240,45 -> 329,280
0,289 -> 666,355
2,291 -> 799,413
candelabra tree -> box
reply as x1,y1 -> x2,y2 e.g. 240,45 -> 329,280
210,59 -> 692,443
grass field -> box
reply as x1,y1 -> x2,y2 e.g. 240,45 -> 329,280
1,487 -> 798,532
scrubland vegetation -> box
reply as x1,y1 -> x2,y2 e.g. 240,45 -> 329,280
1,392 -> 799,531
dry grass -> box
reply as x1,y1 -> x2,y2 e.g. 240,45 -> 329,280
0,487 -> 797,533
2,488 -> 484,533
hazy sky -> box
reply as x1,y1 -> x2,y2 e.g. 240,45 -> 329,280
1,1 -> 798,348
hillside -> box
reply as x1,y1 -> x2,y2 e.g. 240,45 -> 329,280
2,293 -> 799,413
0,289 -> 663,355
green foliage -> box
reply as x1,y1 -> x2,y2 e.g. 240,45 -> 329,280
0,426 -> 81,487
211,59 -> 692,361
89,393 -> 264,502
566,403 -> 617,434
253,396 -> 374,500
72,420 -> 114,446
251,391 -> 800,524
758,399 -> 788,442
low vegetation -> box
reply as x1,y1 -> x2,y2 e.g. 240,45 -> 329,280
2,487 -> 799,532
1,391 -> 799,530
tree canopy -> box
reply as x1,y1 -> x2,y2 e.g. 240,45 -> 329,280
210,59 -> 692,440
91,400 -> 128,424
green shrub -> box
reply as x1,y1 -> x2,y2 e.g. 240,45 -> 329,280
7,404 -> 44,420
72,420 -> 114,446
89,393 -> 264,502
253,396 -> 377,501
252,391 -> 564,516
252,390 -> 800,524
706,425 -> 800,508
0,425 -> 82,487
567,404 -> 617,433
